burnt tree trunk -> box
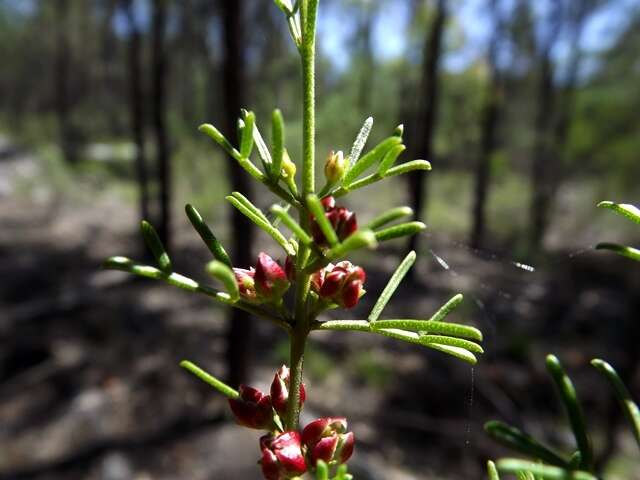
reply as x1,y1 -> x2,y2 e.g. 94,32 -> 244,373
121,0 -> 151,224
406,0 -> 447,257
221,0 -> 255,387
470,1 -> 503,249
151,0 -> 171,249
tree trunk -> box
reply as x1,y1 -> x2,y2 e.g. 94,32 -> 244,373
470,1 -> 502,249
220,0 -> 255,387
121,0 -> 151,225
151,0 -> 171,249
406,0 -> 447,257
54,0 -> 76,164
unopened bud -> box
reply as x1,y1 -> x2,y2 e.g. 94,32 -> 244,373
260,431 -> 307,480
228,385 -> 273,429
281,149 -> 296,179
324,150 -> 346,184
255,252 -> 290,301
302,417 -> 355,467
270,365 -> 306,418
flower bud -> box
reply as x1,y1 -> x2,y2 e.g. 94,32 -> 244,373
260,431 -> 307,480
270,365 -> 306,417
281,150 -> 296,179
228,385 -> 273,429
255,252 -> 290,301
302,417 -> 355,467
233,267 -> 258,302
324,150 -> 346,184
311,198 -> 358,246
321,196 -> 336,210
317,261 -> 366,308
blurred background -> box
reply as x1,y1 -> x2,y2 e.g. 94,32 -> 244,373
1,0 -> 639,478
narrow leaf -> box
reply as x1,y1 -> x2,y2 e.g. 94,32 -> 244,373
315,460 -> 329,480
252,117 -> 273,167
368,251 -> 416,321
365,206 -> 414,230
384,159 -> 431,177
487,461 -> 501,480
597,201 -> 640,224
206,260 -> 239,302
485,420 -> 571,468
180,360 -> 239,399
348,116 -> 373,168
378,144 -> 406,175
270,204 -> 313,245
393,124 -> 404,138
374,221 -> 426,242
430,293 -> 464,322
271,109 -> 285,179
545,355 -> 593,470
231,191 -> 270,224
185,204 -> 232,267
372,319 -> 482,341
240,111 -> 255,159
344,136 -> 401,185
595,243 -> 640,262
226,196 -> 294,255
420,335 -> 483,353
496,459 -> 597,480
334,464 -> 350,480
591,358 -> 640,448
325,229 -> 377,260
199,123 -> 240,160
423,342 -> 478,365
140,220 -> 172,273
307,193 -> 339,246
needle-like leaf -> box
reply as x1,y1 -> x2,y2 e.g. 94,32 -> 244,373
487,461 -> 501,480
315,460 -> 329,480
591,358 -> 640,448
347,116 -> 373,168
180,360 -> 239,399
595,243 -> 640,262
496,459 -> 597,480
374,221 -> 426,242
185,204 -> 232,267
430,293 -> 464,322
383,159 -> 431,177
206,260 -> 239,302
372,319 -> 482,341
364,206 -> 414,230
420,335 -> 483,353
140,220 -> 172,273
546,355 -> 592,470
271,109 -> 285,180
307,193 -> 339,246
270,204 -> 313,245
240,110 -> 255,159
368,251 -> 416,321
344,136 -> 401,186
231,191 -> 270,224
423,343 -> 478,364
378,144 -> 406,175
597,201 -> 640,224
485,420 -> 571,468
325,229 -> 377,259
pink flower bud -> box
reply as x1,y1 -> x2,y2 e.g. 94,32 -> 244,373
255,252 -> 290,301
311,198 -> 358,246
233,267 -> 258,302
316,261 -> 366,308
302,417 -> 355,466
270,365 -> 306,417
228,385 -> 273,429
260,431 -> 307,480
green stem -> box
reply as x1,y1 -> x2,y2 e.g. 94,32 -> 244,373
300,0 -> 318,196
285,325 -> 308,430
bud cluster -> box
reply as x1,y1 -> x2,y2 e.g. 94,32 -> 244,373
228,366 -> 354,479
311,196 -> 358,246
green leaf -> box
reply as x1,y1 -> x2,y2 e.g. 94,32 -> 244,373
591,358 -> 640,448
384,159 -> 432,177
378,144 -> 406,175
368,250 -> 416,321
487,460 -> 501,480
240,111 -> 255,159
430,293 -> 464,322
344,136 -> 401,185
496,459 -> 597,480
420,335 -> 483,353
185,204 -> 232,267
140,220 -> 172,273
372,319 -> 482,341
199,123 -> 240,160
180,360 -> 239,399
248,112 -> 273,169
306,193 -> 339,246
226,195 -> 294,255
231,191 -> 270,224
270,204 -> 313,245
393,123 -> 404,138
315,460 -> 329,480
325,229 -> 377,260
485,420 -> 571,468
545,355 -> 593,470
423,342 -> 478,365
374,221 -> 426,242
206,260 -> 239,302
271,109 -> 285,180
334,464 -> 350,480
347,116 -> 373,168
595,243 -> 640,262
364,206 -> 414,230
597,201 -> 640,224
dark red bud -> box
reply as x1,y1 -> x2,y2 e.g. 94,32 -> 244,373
270,365 -> 306,417
260,431 -> 307,480
228,385 -> 273,429
321,196 -> 336,210
302,417 -> 354,467
255,252 -> 290,301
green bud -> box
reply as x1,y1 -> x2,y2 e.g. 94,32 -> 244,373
324,150 -> 346,184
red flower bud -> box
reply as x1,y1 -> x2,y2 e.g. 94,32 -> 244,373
270,365 -> 306,417
255,252 -> 290,301
260,431 -> 307,480
302,417 -> 355,466
284,255 -> 296,282
228,385 -> 273,429
311,198 -> 358,246
315,261 -> 366,308
233,267 -> 258,302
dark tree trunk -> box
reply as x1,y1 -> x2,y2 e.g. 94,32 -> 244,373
54,0 -> 76,164
470,1 -> 502,249
121,0 -> 151,224
406,0 -> 447,257
220,0 -> 255,387
151,0 -> 171,249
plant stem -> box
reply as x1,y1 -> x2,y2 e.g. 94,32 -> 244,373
284,0 -> 319,431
